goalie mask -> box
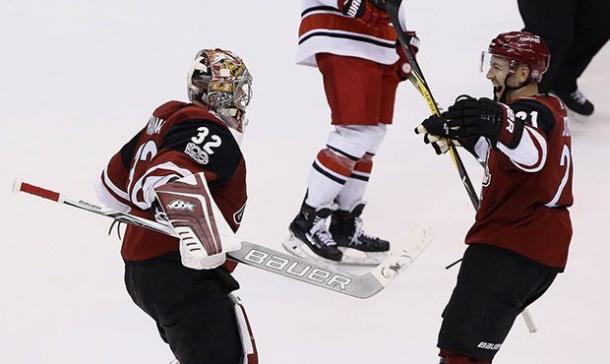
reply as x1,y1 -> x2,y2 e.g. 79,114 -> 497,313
188,49 -> 253,134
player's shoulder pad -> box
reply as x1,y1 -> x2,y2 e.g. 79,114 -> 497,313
162,118 -> 242,181
150,101 -> 224,135
509,98 -> 555,135
153,100 -> 191,120
170,104 -> 223,126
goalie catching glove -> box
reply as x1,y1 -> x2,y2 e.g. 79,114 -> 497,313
415,96 -> 523,153
154,173 -> 241,270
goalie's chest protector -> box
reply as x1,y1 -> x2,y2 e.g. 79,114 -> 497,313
119,101 -> 247,262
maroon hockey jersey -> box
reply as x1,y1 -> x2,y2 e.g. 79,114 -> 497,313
466,95 -> 573,270
97,101 -> 247,264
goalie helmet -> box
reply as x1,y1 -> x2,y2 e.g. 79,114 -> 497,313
488,31 -> 550,83
187,49 -> 253,133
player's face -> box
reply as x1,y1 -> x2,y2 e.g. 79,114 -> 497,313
486,55 -> 510,99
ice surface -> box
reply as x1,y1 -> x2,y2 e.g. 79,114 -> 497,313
1,1 -> 608,363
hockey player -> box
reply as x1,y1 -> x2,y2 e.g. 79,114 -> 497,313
289,0 -> 419,263
415,32 -> 573,363
96,49 -> 257,364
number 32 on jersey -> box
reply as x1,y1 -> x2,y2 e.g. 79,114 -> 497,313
185,126 -> 222,165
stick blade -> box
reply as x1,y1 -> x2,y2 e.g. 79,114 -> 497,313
370,226 -> 434,289
521,308 -> 538,333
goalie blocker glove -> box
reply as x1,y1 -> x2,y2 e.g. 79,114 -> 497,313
154,172 -> 241,270
415,97 -> 524,149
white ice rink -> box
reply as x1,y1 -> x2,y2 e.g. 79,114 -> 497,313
2,1 -> 609,363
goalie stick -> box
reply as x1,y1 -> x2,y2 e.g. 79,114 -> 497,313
385,0 -> 537,333
13,179 -> 432,299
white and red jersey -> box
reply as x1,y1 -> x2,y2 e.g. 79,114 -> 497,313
97,101 -> 247,263
296,0 -> 402,67
465,95 -> 573,270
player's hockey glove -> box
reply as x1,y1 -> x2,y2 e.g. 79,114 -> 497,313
338,0 -> 390,27
441,97 -> 520,147
396,31 -> 419,80
416,96 -> 519,147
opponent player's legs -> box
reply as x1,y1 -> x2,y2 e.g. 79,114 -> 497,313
291,124 -> 386,261
329,126 -> 391,252
124,252 -> 255,364
289,53 -> 388,261
329,60 -> 401,253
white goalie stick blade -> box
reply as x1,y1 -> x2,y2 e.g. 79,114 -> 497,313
282,237 -> 388,266
241,226 -> 433,298
369,226 -> 433,286
14,179 -> 432,298
338,249 -> 388,266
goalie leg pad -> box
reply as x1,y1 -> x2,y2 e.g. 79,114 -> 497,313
230,294 -> 259,364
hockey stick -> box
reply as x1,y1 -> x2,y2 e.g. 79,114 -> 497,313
386,0 -> 537,333
13,179 -> 432,299
386,0 -> 479,210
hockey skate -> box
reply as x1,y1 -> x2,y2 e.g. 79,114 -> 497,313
284,202 -> 343,263
329,202 -> 390,266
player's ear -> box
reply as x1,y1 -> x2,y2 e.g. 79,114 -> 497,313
516,65 -> 531,83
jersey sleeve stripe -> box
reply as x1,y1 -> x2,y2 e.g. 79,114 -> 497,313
501,126 -> 548,172
96,174 -> 131,212
103,165 -> 130,201
141,174 -> 183,207
129,161 -> 194,209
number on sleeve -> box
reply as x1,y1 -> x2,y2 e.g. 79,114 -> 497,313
190,126 -> 223,155
191,127 -> 210,144
545,144 -> 571,207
